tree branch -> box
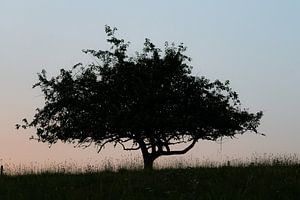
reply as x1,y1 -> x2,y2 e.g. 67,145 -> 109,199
118,142 -> 140,151
160,139 -> 198,156
96,135 -> 120,152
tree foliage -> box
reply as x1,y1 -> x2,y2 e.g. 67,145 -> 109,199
17,26 -> 263,169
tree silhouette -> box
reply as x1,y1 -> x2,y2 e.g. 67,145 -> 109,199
17,26 -> 263,170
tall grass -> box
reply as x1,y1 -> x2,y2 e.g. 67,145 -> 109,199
0,153 -> 299,175
0,162 -> 299,200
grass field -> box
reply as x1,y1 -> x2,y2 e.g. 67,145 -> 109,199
0,160 -> 299,200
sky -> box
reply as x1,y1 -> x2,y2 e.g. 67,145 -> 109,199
0,0 -> 299,168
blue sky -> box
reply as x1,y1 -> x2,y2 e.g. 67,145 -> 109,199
0,0 -> 299,166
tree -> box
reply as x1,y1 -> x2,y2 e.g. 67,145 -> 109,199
17,26 -> 263,170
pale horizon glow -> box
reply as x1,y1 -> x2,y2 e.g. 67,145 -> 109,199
0,0 -> 299,168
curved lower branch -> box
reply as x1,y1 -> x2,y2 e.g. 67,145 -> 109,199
159,139 -> 197,156
118,141 -> 140,151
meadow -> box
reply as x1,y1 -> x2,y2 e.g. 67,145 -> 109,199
0,155 -> 299,200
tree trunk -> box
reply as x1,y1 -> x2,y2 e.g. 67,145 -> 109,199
143,155 -> 155,170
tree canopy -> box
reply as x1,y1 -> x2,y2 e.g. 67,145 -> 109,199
17,26 -> 263,169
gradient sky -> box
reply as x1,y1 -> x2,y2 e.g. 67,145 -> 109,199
0,0 -> 299,167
